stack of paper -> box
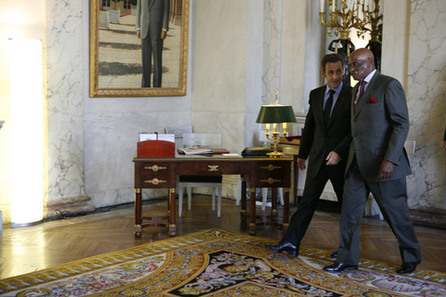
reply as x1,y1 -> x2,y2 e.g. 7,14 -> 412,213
177,147 -> 213,155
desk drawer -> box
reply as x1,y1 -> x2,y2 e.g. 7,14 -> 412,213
256,161 -> 291,187
135,162 -> 174,188
176,162 -> 250,176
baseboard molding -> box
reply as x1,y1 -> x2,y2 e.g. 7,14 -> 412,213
46,196 -> 96,220
314,200 -> 446,230
410,206 -> 446,230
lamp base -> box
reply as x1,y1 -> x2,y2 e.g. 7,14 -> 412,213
267,151 -> 284,158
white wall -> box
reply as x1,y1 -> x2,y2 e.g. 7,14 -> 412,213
2,0 -> 444,217
82,1 -> 193,207
404,0 -> 446,208
382,0 -> 446,209
53,0 -> 446,210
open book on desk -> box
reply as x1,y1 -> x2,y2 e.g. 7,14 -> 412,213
177,147 -> 230,155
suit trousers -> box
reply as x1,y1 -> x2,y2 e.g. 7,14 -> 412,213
141,35 -> 163,87
337,161 -> 421,265
282,163 -> 345,247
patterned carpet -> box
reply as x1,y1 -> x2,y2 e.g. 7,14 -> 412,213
0,229 -> 445,296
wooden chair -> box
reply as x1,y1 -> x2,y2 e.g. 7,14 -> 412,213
178,133 -> 223,217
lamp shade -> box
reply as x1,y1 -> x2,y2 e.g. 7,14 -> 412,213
256,104 -> 297,123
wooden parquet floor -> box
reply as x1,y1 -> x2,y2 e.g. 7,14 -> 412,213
1,195 -> 445,279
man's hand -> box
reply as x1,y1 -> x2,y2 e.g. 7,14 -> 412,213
136,29 -> 141,39
160,30 -> 167,40
297,158 -> 306,170
325,151 -> 341,166
378,160 -> 394,180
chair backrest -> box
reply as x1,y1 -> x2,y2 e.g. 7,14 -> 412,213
182,133 -> 222,148
165,125 -> 193,138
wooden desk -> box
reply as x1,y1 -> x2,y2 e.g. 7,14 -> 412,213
133,157 -> 292,237
280,143 -> 300,205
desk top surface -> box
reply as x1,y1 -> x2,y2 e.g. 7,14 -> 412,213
133,156 -> 293,162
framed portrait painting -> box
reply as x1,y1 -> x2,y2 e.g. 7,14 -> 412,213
90,0 -> 189,97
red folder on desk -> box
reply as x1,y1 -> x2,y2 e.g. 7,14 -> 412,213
137,140 -> 175,158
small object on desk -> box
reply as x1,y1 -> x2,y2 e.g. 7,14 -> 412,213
241,146 -> 277,157
137,140 -> 175,158
139,132 -> 175,143
177,147 -> 230,155
177,147 -> 213,155
222,153 -> 243,158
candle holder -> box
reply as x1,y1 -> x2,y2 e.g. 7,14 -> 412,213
319,0 -> 382,84
362,0 -> 383,71
319,0 -> 369,40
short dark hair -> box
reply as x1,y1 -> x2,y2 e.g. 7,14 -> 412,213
321,53 -> 345,71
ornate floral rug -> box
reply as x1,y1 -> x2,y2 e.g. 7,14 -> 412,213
0,229 -> 445,296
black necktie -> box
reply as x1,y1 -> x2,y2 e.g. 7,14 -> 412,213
324,89 -> 335,128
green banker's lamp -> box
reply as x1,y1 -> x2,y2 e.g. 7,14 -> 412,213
256,89 -> 297,158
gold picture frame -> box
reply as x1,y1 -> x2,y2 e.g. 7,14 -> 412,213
90,0 -> 189,97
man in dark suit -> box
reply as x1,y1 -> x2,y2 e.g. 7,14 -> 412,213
266,54 -> 352,256
443,127 -> 446,149
323,48 -> 421,274
136,0 -> 169,87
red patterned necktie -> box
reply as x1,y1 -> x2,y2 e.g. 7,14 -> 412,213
355,80 -> 367,110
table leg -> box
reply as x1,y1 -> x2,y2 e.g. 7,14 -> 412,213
168,188 -> 177,236
293,155 -> 298,205
249,187 -> 256,235
283,187 -> 290,232
240,177 -> 247,220
134,188 -> 142,238
271,188 -> 278,225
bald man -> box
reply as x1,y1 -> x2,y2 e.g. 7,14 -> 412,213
323,48 -> 421,275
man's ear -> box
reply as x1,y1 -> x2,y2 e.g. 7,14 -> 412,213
321,68 -> 326,78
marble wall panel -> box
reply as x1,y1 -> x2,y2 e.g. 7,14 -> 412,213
191,0 -> 248,151
42,0 -> 445,214
406,0 -> 446,208
46,0 -> 85,202
83,107 -> 191,207
261,0 -> 282,104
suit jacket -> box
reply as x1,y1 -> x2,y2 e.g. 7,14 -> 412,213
136,0 -> 169,40
299,84 -> 352,178
346,72 -> 411,182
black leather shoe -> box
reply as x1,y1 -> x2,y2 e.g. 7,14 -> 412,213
323,262 -> 358,273
396,262 -> 419,274
330,251 -> 338,259
265,241 -> 299,256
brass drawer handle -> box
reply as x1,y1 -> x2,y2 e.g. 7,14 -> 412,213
261,164 -> 282,171
208,165 -> 219,172
144,178 -> 166,185
145,165 -> 167,172
260,177 -> 282,184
